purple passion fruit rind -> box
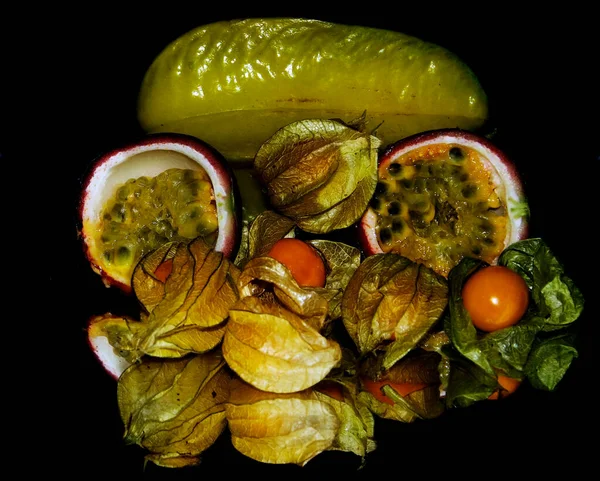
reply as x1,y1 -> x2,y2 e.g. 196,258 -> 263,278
359,129 -> 528,277
79,133 -> 240,292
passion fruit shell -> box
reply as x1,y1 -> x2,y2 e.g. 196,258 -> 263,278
87,314 -> 133,380
79,133 -> 239,291
359,129 -> 528,277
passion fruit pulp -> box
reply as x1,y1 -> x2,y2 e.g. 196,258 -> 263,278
359,129 -> 528,277
79,133 -> 239,291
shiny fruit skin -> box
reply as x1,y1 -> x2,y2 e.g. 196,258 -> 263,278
462,265 -> 529,332
138,18 -> 488,161
267,238 -> 326,288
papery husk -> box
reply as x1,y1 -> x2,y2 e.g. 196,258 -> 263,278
359,383 -> 444,423
223,294 -> 341,393
306,240 -> 361,324
117,352 -> 230,467
254,119 -> 380,234
235,212 -> 360,327
101,238 -> 239,362
237,256 -> 329,331
132,241 -> 180,313
136,237 -> 240,327
342,253 -> 448,369
358,351 -> 445,422
225,378 -> 339,466
314,378 -> 377,460
234,210 -> 296,269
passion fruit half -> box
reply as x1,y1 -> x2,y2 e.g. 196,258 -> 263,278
359,129 -> 528,277
79,133 -> 239,291
87,314 -> 133,380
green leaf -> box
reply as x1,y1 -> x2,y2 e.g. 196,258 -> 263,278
446,258 -> 542,377
446,257 -> 494,375
499,238 -> 584,330
541,276 -> 584,329
477,316 -> 543,375
445,237 -> 585,405
525,335 -> 578,391
443,350 -> 497,408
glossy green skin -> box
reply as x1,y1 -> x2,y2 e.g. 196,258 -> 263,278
138,18 -> 488,160
231,166 -> 268,223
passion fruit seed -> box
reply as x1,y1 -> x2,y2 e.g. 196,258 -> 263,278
370,197 -> 382,210
371,142 -> 509,277
387,201 -> 401,216
96,168 -> 218,275
387,163 -> 402,177
449,147 -> 465,161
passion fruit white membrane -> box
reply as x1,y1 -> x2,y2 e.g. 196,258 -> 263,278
359,129 -> 528,277
87,315 -> 133,380
79,133 -> 238,291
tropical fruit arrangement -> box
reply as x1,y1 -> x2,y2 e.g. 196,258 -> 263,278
78,18 -> 584,470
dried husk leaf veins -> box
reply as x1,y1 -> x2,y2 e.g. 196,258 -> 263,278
254,119 -> 380,234
117,352 -> 231,468
225,378 -> 339,465
92,237 -> 239,363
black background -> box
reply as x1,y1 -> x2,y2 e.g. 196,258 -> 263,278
33,8 -> 595,479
